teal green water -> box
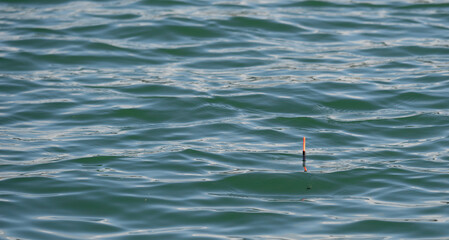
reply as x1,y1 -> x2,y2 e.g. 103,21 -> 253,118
1,0 -> 449,239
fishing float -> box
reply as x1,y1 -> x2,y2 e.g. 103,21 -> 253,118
302,137 -> 307,172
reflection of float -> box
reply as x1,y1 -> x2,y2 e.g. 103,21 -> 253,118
302,137 -> 307,172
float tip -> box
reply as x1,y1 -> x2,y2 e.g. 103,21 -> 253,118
303,137 -> 306,151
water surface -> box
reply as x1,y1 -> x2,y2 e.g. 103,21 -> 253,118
1,0 -> 449,239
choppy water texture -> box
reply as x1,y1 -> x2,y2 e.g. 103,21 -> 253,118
1,0 -> 449,239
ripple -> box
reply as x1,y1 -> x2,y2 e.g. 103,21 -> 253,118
1,0 -> 449,238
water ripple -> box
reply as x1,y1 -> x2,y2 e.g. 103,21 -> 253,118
1,0 -> 449,239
